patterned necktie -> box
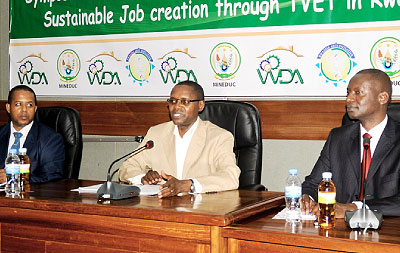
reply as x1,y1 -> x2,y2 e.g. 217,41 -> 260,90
360,133 -> 372,201
11,132 -> 23,151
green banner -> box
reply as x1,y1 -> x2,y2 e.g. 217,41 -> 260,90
10,0 -> 400,39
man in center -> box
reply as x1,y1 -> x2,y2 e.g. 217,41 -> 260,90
119,80 -> 240,198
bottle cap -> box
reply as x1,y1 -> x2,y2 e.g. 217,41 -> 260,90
9,149 -> 17,154
19,148 -> 27,154
322,172 -> 332,179
289,168 -> 298,175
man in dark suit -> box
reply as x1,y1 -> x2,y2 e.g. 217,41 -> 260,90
302,69 -> 400,217
0,85 -> 64,183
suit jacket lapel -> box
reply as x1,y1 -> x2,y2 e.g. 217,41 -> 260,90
367,118 -> 396,182
163,123 -> 177,176
346,123 -> 362,184
23,121 -> 38,152
182,120 -> 206,179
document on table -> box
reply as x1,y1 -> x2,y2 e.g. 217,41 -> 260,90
71,184 -> 161,196
273,208 -> 316,220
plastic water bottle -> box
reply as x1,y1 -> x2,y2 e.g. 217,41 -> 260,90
318,172 -> 336,229
5,149 -> 21,196
285,168 -> 302,222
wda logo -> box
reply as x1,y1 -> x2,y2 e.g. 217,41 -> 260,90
17,53 -> 48,85
87,52 -> 121,85
159,48 -> 197,84
257,46 -> 304,85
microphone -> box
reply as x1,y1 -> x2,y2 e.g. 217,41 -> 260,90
97,140 -> 154,200
363,135 -> 370,149
345,136 -> 382,231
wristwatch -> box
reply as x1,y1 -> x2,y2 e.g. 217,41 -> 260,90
189,179 -> 195,193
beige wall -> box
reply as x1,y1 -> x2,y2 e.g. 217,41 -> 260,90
1,2 -> 324,191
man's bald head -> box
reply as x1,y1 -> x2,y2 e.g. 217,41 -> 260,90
355,69 -> 392,104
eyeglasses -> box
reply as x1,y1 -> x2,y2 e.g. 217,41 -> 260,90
167,98 -> 202,105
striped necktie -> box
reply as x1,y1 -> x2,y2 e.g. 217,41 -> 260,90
11,132 -> 23,151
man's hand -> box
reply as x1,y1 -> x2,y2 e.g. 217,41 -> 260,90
141,169 -> 162,185
0,169 -> 5,184
301,194 -> 319,215
335,203 -> 357,218
158,171 -> 192,198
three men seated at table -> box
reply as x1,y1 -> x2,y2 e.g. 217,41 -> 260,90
0,85 -> 64,183
2,71 -> 400,218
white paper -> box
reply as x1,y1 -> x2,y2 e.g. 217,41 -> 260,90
273,208 -> 316,220
71,183 -> 160,196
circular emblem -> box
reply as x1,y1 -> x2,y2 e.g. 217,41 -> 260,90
210,42 -> 241,80
126,48 -> 154,85
316,43 -> 356,87
370,37 -> 400,78
57,49 -> 81,82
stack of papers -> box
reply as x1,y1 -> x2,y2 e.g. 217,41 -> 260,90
273,208 -> 316,220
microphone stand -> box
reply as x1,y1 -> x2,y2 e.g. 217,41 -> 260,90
97,141 -> 153,200
345,137 -> 383,231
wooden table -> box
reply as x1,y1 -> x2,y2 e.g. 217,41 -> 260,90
0,180 -> 284,252
223,207 -> 400,252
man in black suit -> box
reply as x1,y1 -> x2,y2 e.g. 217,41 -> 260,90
302,69 -> 400,217
0,85 -> 64,183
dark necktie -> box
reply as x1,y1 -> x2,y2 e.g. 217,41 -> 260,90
11,132 -> 23,151
360,133 -> 372,201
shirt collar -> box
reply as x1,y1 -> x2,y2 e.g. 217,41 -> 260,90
11,121 -> 34,137
360,115 -> 388,140
173,117 -> 200,139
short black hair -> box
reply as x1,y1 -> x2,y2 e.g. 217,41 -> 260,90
356,68 -> 392,103
175,80 -> 204,100
8,85 -> 37,105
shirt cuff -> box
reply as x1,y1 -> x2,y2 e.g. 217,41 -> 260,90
191,178 -> 202,193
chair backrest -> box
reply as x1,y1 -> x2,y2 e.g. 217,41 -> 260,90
35,106 -> 82,179
199,100 -> 265,190
342,102 -> 400,126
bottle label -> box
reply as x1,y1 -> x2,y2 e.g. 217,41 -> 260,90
5,164 -> 20,174
20,164 -> 30,174
318,192 -> 336,204
285,186 -> 302,198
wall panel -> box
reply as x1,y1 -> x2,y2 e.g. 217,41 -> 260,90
0,100 -> 348,140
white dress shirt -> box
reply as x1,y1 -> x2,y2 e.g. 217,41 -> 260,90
359,115 -> 387,161
129,117 -> 202,193
7,121 -> 34,154
173,117 -> 202,193
353,115 -> 388,209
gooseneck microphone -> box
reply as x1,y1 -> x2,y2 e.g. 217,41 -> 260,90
345,136 -> 382,231
107,140 -> 154,182
361,135 -> 370,203
97,140 -> 154,200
